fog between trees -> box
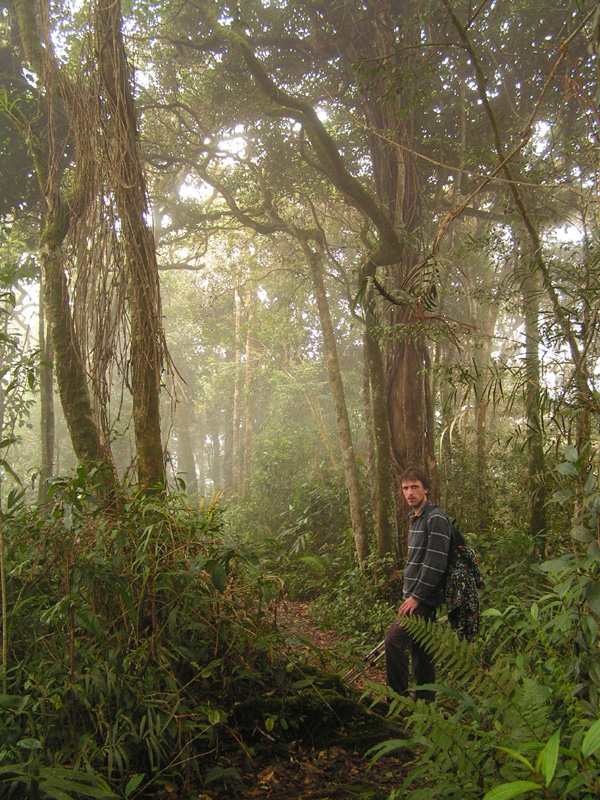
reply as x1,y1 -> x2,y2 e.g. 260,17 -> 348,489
2,0 -> 600,557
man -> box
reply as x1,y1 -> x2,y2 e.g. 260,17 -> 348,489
384,467 -> 451,701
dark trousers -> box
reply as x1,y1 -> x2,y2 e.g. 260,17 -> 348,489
385,604 -> 437,700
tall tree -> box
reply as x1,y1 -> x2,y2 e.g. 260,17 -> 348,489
37,279 -> 54,505
5,0 -> 113,477
95,0 -> 165,490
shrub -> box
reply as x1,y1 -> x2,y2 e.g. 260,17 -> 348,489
0,474 -> 285,794
367,547 -> 600,798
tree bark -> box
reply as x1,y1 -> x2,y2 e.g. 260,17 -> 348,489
9,0 -> 113,479
95,0 -> 165,491
242,287 -> 256,498
521,255 -> 547,551
302,239 -> 369,565
364,324 -> 395,557
176,394 -> 199,503
38,277 -> 55,506
231,284 -> 243,491
335,0 -> 439,503
41,231 -> 109,466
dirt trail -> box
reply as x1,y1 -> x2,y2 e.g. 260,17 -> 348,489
191,600 -> 407,800
274,599 -> 387,690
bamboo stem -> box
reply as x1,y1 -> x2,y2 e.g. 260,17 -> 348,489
0,509 -> 7,694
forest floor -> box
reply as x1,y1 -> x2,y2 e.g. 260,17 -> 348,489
190,599 -> 412,800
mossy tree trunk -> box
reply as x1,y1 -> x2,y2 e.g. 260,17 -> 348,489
231,284 -> 244,492
37,273 -> 55,506
95,0 -> 165,491
40,219 -> 109,467
301,238 -> 369,566
7,0 -> 112,477
520,253 -> 547,552
349,1 -> 438,497
364,322 -> 395,558
242,286 -> 256,499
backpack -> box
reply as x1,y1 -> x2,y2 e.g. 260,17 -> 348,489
423,506 -> 485,643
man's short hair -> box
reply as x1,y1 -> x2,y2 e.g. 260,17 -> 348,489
399,466 -> 430,491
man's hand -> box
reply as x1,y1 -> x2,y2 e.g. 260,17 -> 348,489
398,596 -> 419,616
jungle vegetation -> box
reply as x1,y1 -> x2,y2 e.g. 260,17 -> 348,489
1,0 -> 600,798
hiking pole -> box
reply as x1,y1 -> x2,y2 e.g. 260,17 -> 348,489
343,638 -> 385,684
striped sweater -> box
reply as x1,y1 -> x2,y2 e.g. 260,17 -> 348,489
403,500 -> 452,607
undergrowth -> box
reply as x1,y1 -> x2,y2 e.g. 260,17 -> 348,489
367,549 -> 600,797
368,589 -> 600,799
0,470 -> 291,797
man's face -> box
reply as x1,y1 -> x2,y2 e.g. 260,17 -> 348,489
401,479 -> 428,511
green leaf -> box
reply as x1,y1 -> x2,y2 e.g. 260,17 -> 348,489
124,774 -> 145,797
585,581 -> 600,616
556,462 -> 578,476
584,471 -> 596,495
0,694 -> 29,711
571,525 -> 593,543
39,773 -> 115,800
581,614 -> 598,645
17,738 -> 42,750
496,747 -> 534,770
565,772 -> 590,794
540,557 -> 572,573
536,729 -> 560,786
564,445 -> 579,462
589,658 -> 600,686
297,555 -> 326,575
205,766 -> 224,784
550,489 -> 574,505
292,678 -> 316,689
483,781 -> 543,800
207,707 -> 221,726
0,459 -> 21,484
366,738 -> 417,767
209,563 -> 227,593
581,719 -> 600,758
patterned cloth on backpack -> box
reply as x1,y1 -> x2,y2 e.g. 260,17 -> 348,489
444,541 -> 485,643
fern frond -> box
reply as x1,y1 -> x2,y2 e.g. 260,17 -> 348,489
399,615 -> 554,743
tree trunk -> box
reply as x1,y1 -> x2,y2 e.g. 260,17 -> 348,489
363,336 -> 378,540
340,0 -> 438,493
231,285 -> 243,491
521,257 -> 547,551
472,294 -> 500,533
302,239 -> 369,565
95,0 -> 165,491
210,427 -> 221,491
41,218 -> 110,468
176,395 -> 198,503
0,314 -> 9,498
38,279 -> 55,506
242,287 -> 256,499
9,0 -> 113,480
364,324 -> 395,557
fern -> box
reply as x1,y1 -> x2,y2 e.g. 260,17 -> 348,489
368,615 -> 574,799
